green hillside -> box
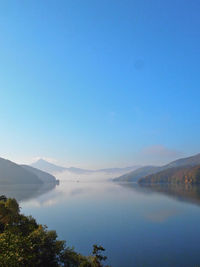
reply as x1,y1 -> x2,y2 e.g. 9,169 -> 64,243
113,153 -> 200,183
139,165 -> 200,184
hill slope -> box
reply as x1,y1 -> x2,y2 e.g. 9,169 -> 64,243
113,153 -> 200,182
0,158 -> 42,185
164,153 -> 200,168
114,166 -> 162,182
139,165 -> 200,184
21,165 -> 57,183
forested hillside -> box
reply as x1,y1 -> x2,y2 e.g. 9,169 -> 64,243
139,165 -> 200,184
114,153 -> 200,183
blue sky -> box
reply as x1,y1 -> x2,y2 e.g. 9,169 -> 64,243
0,0 -> 200,168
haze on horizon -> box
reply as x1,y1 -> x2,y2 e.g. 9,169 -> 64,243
0,0 -> 200,169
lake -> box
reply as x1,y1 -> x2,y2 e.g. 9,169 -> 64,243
5,181 -> 200,267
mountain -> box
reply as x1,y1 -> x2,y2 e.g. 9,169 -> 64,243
113,166 -> 163,182
113,153 -> 200,182
138,165 -> 200,184
97,166 -> 141,174
21,165 -> 57,184
0,158 -> 42,185
32,159 -> 141,176
31,159 -> 67,173
66,167 -> 94,174
31,159 -> 94,174
164,153 -> 200,168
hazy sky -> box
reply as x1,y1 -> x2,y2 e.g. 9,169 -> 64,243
0,0 -> 200,168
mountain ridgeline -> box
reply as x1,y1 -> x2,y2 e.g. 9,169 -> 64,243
114,153 -> 200,183
31,159 -> 67,173
0,157 -> 57,185
32,158 -> 141,175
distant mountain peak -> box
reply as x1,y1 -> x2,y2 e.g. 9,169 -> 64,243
34,158 -> 57,164
36,158 -> 47,163
31,159 -> 67,174
31,159 -> 141,176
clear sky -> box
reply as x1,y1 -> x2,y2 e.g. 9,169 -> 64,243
0,0 -> 200,168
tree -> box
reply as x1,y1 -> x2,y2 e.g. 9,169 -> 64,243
92,245 -> 111,267
0,196 -> 110,267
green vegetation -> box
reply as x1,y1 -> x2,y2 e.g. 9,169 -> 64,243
0,195 -> 110,267
139,165 -> 200,184
113,153 -> 200,183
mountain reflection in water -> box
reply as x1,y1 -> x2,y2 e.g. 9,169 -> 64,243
0,183 -> 57,202
119,182 -> 200,206
19,181 -> 200,267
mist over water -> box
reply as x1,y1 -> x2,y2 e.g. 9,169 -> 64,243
56,170 -> 120,182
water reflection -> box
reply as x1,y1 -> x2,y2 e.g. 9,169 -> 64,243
119,182 -> 200,206
0,183 -> 57,202
20,181 -> 200,267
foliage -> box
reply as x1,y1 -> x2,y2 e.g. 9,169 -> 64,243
114,153 -> 200,183
0,196 -> 110,267
139,165 -> 200,184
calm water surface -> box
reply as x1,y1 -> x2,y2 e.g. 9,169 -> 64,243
7,181 -> 200,267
